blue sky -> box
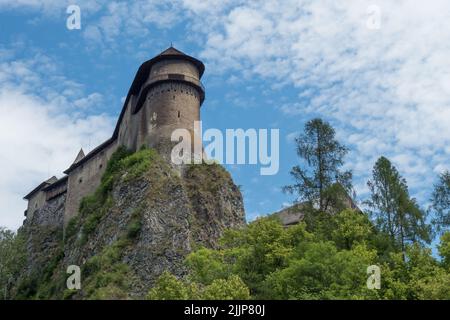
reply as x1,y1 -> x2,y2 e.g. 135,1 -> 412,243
0,0 -> 449,231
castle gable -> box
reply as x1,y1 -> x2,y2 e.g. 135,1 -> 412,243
23,176 -> 58,200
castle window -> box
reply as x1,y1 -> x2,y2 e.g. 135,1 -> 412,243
178,111 -> 181,118
79,178 -> 83,184
173,95 -> 175,100
99,164 -> 103,169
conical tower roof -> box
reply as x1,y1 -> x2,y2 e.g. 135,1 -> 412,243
73,148 -> 85,164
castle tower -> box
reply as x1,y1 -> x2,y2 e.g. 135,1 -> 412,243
117,47 -> 205,155
24,47 -> 207,226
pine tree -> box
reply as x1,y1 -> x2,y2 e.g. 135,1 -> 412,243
431,171 -> 450,234
284,118 -> 352,212
366,157 -> 430,258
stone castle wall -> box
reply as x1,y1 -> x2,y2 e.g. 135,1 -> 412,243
64,140 -> 118,225
26,190 -> 48,223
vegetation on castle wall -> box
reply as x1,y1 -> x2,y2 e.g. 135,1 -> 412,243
61,147 -> 156,299
185,162 -> 232,195
12,225 -> 65,300
65,147 -> 155,245
81,238 -> 133,299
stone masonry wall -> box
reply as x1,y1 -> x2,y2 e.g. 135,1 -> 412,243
64,141 -> 118,225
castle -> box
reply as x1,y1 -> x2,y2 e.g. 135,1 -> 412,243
23,47 -> 205,226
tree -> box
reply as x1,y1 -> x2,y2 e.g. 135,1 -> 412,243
0,227 -> 26,300
146,272 -> 250,300
438,232 -> 450,269
431,171 -> 450,233
284,118 -> 352,213
264,241 -> 378,299
201,276 -> 250,300
146,271 -> 191,300
331,209 -> 373,250
366,157 -> 430,257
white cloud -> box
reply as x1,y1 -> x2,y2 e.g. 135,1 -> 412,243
179,0 -> 450,200
0,0 -> 104,16
81,1 -> 183,47
0,54 -> 114,230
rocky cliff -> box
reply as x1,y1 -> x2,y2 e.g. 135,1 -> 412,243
11,147 -> 245,299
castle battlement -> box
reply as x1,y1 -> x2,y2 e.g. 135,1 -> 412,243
23,47 -> 205,226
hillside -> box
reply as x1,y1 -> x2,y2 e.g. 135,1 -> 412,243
10,147 -> 245,299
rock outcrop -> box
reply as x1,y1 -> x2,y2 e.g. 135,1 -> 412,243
12,147 -> 245,299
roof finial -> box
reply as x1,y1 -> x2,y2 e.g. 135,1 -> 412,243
170,41 -> 173,48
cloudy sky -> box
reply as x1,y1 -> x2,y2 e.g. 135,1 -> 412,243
0,0 -> 449,230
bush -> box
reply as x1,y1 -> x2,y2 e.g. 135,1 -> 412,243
201,275 -> 250,300
147,271 -> 190,300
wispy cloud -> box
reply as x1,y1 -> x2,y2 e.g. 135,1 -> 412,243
0,49 -> 114,230
180,0 -> 450,199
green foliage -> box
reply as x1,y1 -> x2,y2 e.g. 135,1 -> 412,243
283,118 -> 353,212
0,228 -> 27,299
185,248 -> 229,285
147,271 -> 191,300
366,156 -> 431,255
65,215 -> 80,239
438,232 -> 450,268
379,243 -> 446,299
11,226 -> 65,300
201,275 -> 250,300
102,146 -> 132,181
126,206 -> 145,240
265,242 -> 377,299
431,171 -> 450,234
147,272 -> 250,300
82,239 -> 133,299
331,209 -> 373,250
185,162 -> 231,194
67,147 -> 154,245
146,211 -> 450,300
415,269 -> 450,299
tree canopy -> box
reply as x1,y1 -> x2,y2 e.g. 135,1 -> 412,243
284,118 -> 352,213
